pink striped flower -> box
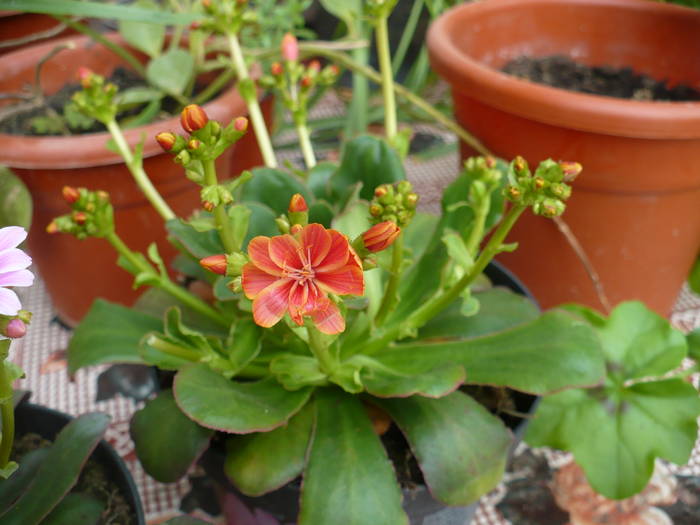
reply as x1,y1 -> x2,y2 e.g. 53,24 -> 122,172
0,227 -> 34,316
242,223 -> 364,334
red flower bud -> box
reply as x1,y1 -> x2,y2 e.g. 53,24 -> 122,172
73,211 -> 87,225
270,62 -> 283,76
6,319 -> 26,339
156,131 -> 177,151
281,32 -> 299,62
559,161 -> 583,182
300,75 -> 312,88
203,201 -> 215,212
181,104 -> 209,134
62,186 -> 80,204
234,117 -> 248,132
200,254 -> 227,275
46,221 -> 58,234
77,66 -> 94,89
96,190 -> 110,202
308,60 -> 321,73
326,64 -> 340,76
362,221 -> 400,253
288,193 -> 308,213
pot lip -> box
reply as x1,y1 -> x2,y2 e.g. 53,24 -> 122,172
0,32 -> 247,169
427,0 -> 700,140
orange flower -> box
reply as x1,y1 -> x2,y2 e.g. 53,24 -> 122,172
242,223 -> 364,334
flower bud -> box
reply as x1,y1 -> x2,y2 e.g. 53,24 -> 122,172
288,193 -> 308,213
203,201 -> 215,212
175,150 -> 191,166
485,156 -> 496,168
62,186 -> 80,205
534,198 -> 566,218
227,276 -> 243,294
200,254 -> 228,275
513,155 -> 529,176
275,216 -> 291,234
156,132 -> 177,151
281,33 -> 299,62
72,211 -> 87,225
326,64 -> 340,76
46,221 -> 58,234
533,176 -> 546,190
369,204 -> 383,217
397,180 -> 413,195
362,221 -> 400,253
300,75 -> 313,88
405,193 -> 419,209
5,318 -> 26,339
549,183 -> 572,200
77,66 -> 94,89
271,62 -> 283,76
181,104 -> 209,134
559,161 -> 583,182
96,190 -> 110,202
506,185 -> 522,202
187,138 -> 201,150
374,186 -> 388,198
308,60 -> 321,73
234,117 -> 248,132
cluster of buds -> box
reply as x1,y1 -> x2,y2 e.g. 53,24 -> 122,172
47,186 -> 114,240
504,157 -> 581,218
71,67 -> 118,124
463,156 -> 503,204
259,33 -> 340,126
0,310 -> 31,339
369,181 -> 418,228
272,193 -> 309,235
195,0 -> 255,35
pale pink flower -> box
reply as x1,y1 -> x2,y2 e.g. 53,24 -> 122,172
0,227 -> 34,316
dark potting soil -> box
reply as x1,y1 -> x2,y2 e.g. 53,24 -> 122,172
12,432 -> 135,525
501,55 -> 700,102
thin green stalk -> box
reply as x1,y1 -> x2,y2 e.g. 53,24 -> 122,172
203,159 -> 237,253
106,120 -> 175,221
464,197 -> 490,257
307,327 -> 335,374
374,232 -> 404,326
0,355 -> 14,469
192,68 -> 236,105
392,0 -> 424,76
56,17 -> 146,77
296,122 -> 317,169
374,15 -> 397,141
145,335 -> 201,361
345,43 -> 370,137
299,44 -> 491,156
105,231 -> 153,274
226,33 -> 278,168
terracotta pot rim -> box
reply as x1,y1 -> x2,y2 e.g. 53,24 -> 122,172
427,0 -> 700,139
0,32 -> 247,169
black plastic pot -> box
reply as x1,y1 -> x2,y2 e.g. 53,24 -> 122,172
14,402 -> 146,525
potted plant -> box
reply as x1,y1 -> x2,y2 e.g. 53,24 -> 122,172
0,225 -> 145,524
426,0 -> 700,316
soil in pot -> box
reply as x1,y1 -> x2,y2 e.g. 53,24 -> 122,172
501,55 -> 700,102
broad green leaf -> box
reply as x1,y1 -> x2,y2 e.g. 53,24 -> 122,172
242,202 -> 279,248
418,287 -> 538,340
299,388 -> 408,525
308,200 -> 333,227
226,318 -> 262,373
134,288 -> 226,336
376,311 -> 605,394
146,49 -> 195,96
0,0 -> 199,24
0,449 -> 48,509
306,162 -> 336,201
359,359 -> 465,398
375,392 -> 511,505
330,135 -> 406,207
167,218 -> 224,258
596,301 -> 687,380
225,402 -> 314,496
118,0 -> 165,58
68,299 -> 161,374
402,212 -> 440,263
174,364 -> 312,433
0,168 -> 31,230
686,327 -> 700,361
239,168 -> 312,215
131,390 -> 213,482
0,413 -> 109,525
41,493 -> 104,525
526,378 -> 700,499
115,86 -> 164,107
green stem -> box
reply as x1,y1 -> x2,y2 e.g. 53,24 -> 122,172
192,68 -> 236,106
307,327 -> 335,375
56,17 -> 146,77
106,120 -> 176,221
203,159 -> 237,253
300,44 -> 491,157
464,196 -> 490,257
392,0 -> 424,76
0,354 -> 14,469
296,121 -> 317,169
345,42 -> 370,137
226,33 -> 278,168
374,232 -> 404,326
145,335 -> 200,361
374,15 -> 397,141
105,231 -> 153,274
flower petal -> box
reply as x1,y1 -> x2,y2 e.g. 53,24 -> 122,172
314,229 -> 350,273
252,278 -> 293,328
0,248 -> 32,273
0,287 -> 21,316
0,269 -> 34,288
269,234 -> 302,270
300,224 -> 331,267
0,227 -> 27,253
311,298 -> 345,335
315,264 -> 364,296
248,236 -> 283,276
241,263 -> 279,299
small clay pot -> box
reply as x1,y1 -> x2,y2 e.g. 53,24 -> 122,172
0,11 -> 74,55
0,33 -> 271,325
427,0 -> 700,315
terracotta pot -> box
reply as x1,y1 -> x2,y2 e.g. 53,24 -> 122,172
427,0 -> 700,315
0,33 -> 271,326
0,11 -> 74,55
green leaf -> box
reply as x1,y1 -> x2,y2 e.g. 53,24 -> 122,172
306,162 -> 336,201
167,218 -> 225,258
146,49 -> 195,96
239,168 -> 312,216
115,86 -> 164,107
68,300 -> 161,374
162,518 -> 212,525
0,168 -> 31,230
228,204 -> 251,251
686,327 -> 700,361
241,202 -> 279,248
41,493 -> 104,525
359,359 -> 465,398
226,318 -> 262,374
174,364 -> 313,433
308,201 -> 334,227
0,449 -> 48,508
131,390 -> 213,483
224,402 -> 314,496
299,388 -> 408,525
375,392 -> 511,506
330,135 -> 406,207
134,288 -> 226,337
418,287 -> 539,340
526,378 -> 700,499
0,0 -> 199,24
118,0 -> 165,58
596,301 -> 687,380
376,311 -> 606,394
319,0 -> 362,29
0,413 -> 110,525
